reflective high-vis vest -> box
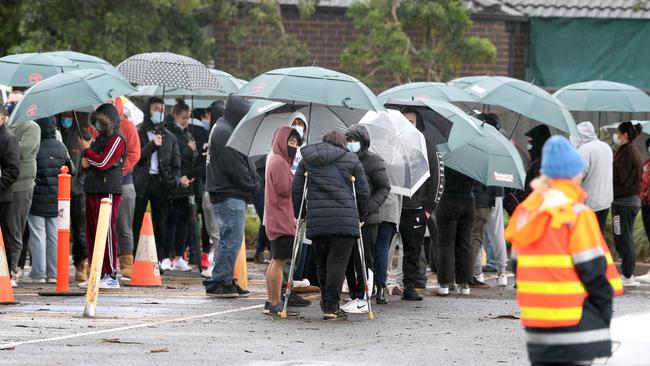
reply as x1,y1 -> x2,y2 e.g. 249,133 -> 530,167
506,182 -> 622,328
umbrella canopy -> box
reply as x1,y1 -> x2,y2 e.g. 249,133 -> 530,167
117,52 -> 223,91
358,109 -> 431,197
131,85 -> 223,108
9,69 -> 137,125
452,75 -> 578,136
378,82 -> 478,104
227,100 -> 368,157
0,52 -> 79,87
448,75 -> 487,89
383,98 -> 483,151
209,69 -> 247,94
236,66 -> 384,111
44,51 -> 125,80
441,118 -> 526,189
553,80 -> 650,113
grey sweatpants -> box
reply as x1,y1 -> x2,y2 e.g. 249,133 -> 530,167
202,191 -> 219,251
5,188 -> 33,273
117,183 -> 136,256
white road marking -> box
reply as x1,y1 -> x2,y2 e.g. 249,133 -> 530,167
0,304 -> 263,350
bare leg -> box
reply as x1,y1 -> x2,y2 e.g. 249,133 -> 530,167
267,258 -> 288,305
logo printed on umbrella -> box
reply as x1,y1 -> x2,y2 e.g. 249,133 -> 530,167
416,94 -> 430,99
494,172 -> 514,183
28,73 -> 43,84
470,85 -> 486,95
26,104 -> 38,117
253,83 -> 266,93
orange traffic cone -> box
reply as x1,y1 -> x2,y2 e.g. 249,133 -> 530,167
233,239 -> 248,290
0,228 -> 18,305
127,213 -> 162,287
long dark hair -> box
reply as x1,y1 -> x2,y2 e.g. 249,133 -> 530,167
617,121 -> 639,142
322,131 -> 346,149
172,98 -> 189,116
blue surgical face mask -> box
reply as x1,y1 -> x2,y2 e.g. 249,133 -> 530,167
150,111 -> 164,124
347,141 -> 361,153
6,103 -> 16,116
61,117 -> 73,129
293,125 -> 304,138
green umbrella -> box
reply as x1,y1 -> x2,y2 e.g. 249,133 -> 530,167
9,69 -> 137,126
553,80 -> 650,113
441,118 -> 526,189
0,52 -> 79,87
209,69 -> 247,94
378,82 -> 478,104
451,75 -> 578,136
44,51 -> 125,80
236,66 -> 383,111
448,75 -> 487,89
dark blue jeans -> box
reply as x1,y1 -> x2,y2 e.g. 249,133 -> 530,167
204,198 -> 246,286
373,221 -> 396,287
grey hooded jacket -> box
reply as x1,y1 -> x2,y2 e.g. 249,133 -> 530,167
570,122 -> 613,211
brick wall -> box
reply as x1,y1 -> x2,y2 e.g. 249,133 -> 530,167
211,6 -> 530,90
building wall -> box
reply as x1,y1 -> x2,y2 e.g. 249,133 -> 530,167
212,6 -> 529,90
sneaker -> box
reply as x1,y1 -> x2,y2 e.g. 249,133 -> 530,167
637,272 -> 650,284
622,275 -> 639,287
340,299 -> 358,313
172,257 -> 191,271
282,292 -> 312,307
201,253 -> 210,270
437,285 -> 450,297
160,258 -> 173,271
206,282 -> 238,298
292,279 -> 311,288
459,283 -> 471,295
22,277 -> 46,284
402,287 -> 423,301
391,285 -> 404,296
78,279 -> 89,289
342,299 -> 369,314
46,278 -> 57,284
75,260 -> 89,282
201,268 -> 213,278
233,282 -> 251,298
263,302 -> 298,316
99,275 -> 120,289
12,268 -> 24,281
323,309 -> 347,321
497,274 -> 508,287
469,274 -> 491,289
11,279 -> 17,288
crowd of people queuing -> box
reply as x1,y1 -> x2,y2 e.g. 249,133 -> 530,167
0,90 -> 647,326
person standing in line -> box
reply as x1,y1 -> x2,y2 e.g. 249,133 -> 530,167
189,108 -> 211,270
0,104 -> 21,287
292,131 -> 369,320
375,193 -> 402,301
341,125 -> 390,314
611,121 -> 642,287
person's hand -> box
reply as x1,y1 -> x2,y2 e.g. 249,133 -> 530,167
153,134 -> 163,146
187,140 -> 197,152
81,158 -> 90,169
179,176 -> 194,188
78,137 -> 91,150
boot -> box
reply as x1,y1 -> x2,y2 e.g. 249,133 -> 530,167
75,260 -> 89,282
375,285 -> 388,305
119,255 -> 134,279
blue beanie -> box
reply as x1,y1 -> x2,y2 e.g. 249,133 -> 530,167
540,136 -> 585,178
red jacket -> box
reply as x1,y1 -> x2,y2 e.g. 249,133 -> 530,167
118,118 -> 141,176
264,127 -> 296,241
641,158 -> 650,206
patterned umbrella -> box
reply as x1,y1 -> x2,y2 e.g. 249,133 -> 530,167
117,52 -> 223,92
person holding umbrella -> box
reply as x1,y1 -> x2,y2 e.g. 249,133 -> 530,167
132,97 -> 181,270
78,104 -> 126,289
341,125 -> 390,313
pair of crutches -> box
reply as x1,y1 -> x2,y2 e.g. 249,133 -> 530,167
281,174 -> 374,320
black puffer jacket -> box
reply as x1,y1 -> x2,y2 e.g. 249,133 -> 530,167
292,142 -> 370,239
31,117 -> 72,217
345,125 -> 390,225
205,96 -> 259,204
167,123 -> 198,198
402,137 -> 444,213
524,125 -> 551,196
133,108 -> 181,196
0,122 -> 20,203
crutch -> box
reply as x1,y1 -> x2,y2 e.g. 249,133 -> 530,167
351,176 -> 375,320
281,172 -> 309,319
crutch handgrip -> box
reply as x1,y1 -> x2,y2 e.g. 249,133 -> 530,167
351,176 -> 356,182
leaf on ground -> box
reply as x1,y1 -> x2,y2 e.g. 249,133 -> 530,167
491,315 -> 520,320
150,348 -> 169,353
244,350 -> 252,353
100,338 -> 143,345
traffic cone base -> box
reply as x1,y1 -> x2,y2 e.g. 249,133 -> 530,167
0,230 -> 18,305
126,213 -> 162,287
233,239 -> 248,290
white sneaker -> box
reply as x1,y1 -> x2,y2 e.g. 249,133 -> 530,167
340,299 -> 357,313
437,285 -> 449,297
11,279 -> 17,288
99,275 -> 120,289
475,273 -> 486,283
172,258 -> 191,271
344,299 -> 369,314
46,278 -> 57,284
160,258 -> 173,271
636,272 -> 650,284
78,280 -> 89,289
292,279 -> 311,288
12,268 -> 24,281
497,274 -> 508,287
459,284 -> 471,295
22,277 -> 46,284
622,275 -> 639,287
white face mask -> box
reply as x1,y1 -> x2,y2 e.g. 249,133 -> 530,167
613,133 -> 620,145
292,125 -> 304,138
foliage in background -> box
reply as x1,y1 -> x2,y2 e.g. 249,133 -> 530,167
341,0 -> 497,88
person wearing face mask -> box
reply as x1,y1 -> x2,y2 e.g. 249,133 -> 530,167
569,121 -> 613,233
78,104 -> 127,289
523,125 -> 552,197
611,121 -> 642,287
263,127 -> 303,315
132,97 -> 181,269
164,100 -> 198,272
289,112 -> 308,175
341,125 -> 390,312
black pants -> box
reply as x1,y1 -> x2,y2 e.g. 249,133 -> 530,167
253,190 -> 270,257
399,209 -> 428,289
345,224 -> 377,299
595,208 -> 609,236
436,195 -> 475,286
71,193 -> 87,265
133,175 -> 169,262
611,203 -> 639,278
0,202 -> 9,266
167,197 -> 191,259
312,235 -> 355,313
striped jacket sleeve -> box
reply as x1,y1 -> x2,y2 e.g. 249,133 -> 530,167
84,135 -> 126,172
